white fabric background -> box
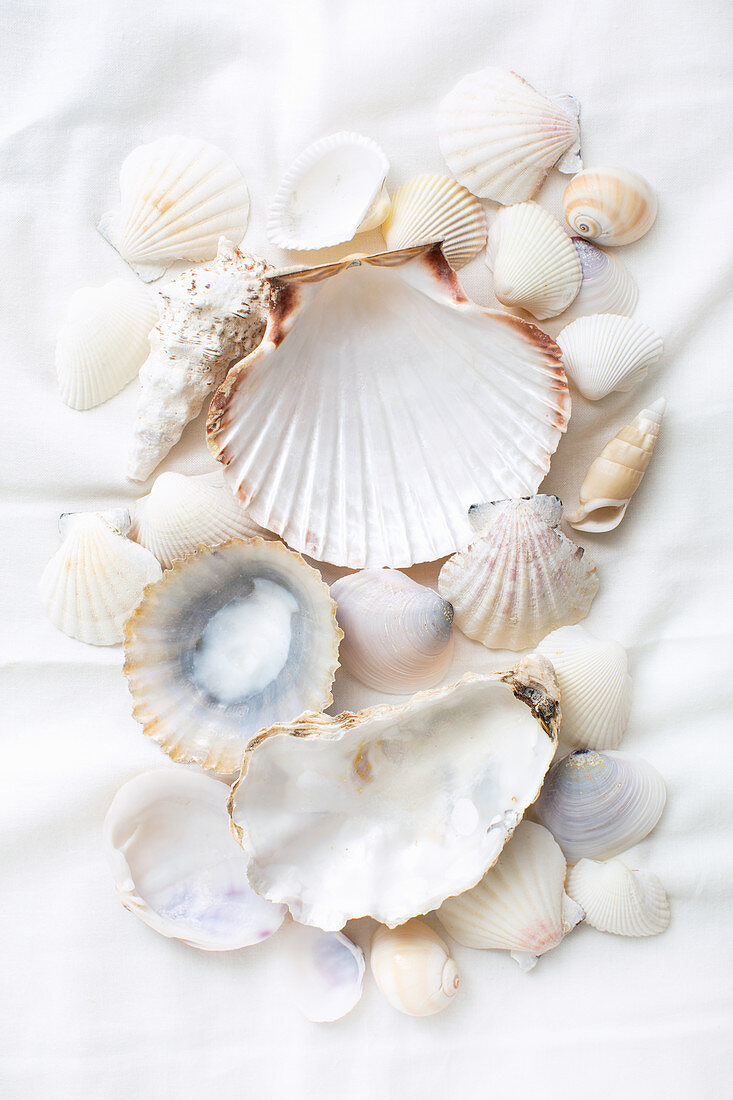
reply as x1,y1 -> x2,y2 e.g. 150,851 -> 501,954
2,0 -> 733,1096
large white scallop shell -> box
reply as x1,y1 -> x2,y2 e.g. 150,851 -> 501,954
207,245 -> 570,569
438,496 -> 599,651
563,167 -> 657,247
486,203 -> 582,320
560,239 -> 638,322
534,749 -> 666,862
536,626 -> 632,751
557,314 -> 663,401
279,922 -> 365,1023
437,821 -> 584,970
267,132 -> 389,251
370,920 -> 460,1017
39,512 -> 162,646
381,175 -> 486,269
55,279 -> 159,410
104,769 -> 286,950
437,68 -> 581,204
565,859 -> 670,937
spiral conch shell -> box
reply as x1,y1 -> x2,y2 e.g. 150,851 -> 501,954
563,167 -> 657,247
370,920 -> 460,1017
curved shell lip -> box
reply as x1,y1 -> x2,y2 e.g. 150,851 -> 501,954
565,498 -> 629,532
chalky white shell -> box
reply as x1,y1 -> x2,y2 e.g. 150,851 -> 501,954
563,167 -> 657,247
565,858 -> 670,937
560,239 -> 638,322
557,314 -> 663,400
279,922 -> 365,1023
381,175 -> 486,269
370,920 -> 460,1017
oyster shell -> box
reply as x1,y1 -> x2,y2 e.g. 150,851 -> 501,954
370,919 -> 460,1017
563,167 -> 657,247
381,174 -> 486,269
557,314 -> 663,401
565,858 -> 670,937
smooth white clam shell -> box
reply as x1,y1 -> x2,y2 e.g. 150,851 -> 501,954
381,174 -> 486,269
563,166 -> 657,247
557,314 -> 663,401
559,239 -> 638,323
565,859 -> 670,937
370,919 -> 460,1017
279,922 -> 365,1022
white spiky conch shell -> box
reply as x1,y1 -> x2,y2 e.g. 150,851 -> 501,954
436,821 -> 584,971
560,239 -> 638,322
55,279 -> 159,410
557,314 -> 663,400
381,174 -> 486,269
267,131 -> 390,251
330,568 -> 454,695
99,137 -> 250,279
438,496 -> 599,651
486,202 -> 582,320
370,919 -> 460,1017
207,244 -> 570,569
228,655 -> 560,930
437,67 -> 582,204
278,922 -> 365,1023
123,539 -> 342,774
565,858 -> 670,937
566,398 -> 665,532
536,626 -> 632,751
104,769 -> 286,950
563,166 -> 657,247
39,511 -> 162,646
534,749 -> 666,863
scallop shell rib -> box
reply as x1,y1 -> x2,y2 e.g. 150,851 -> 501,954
557,314 -> 663,401
438,496 -> 599,651
565,859 -> 670,936
128,239 -> 269,482
207,243 -> 570,569
229,655 -> 560,930
370,920 -> 460,1017
566,398 -> 665,532
279,922 -> 365,1022
381,175 -> 486,269
56,279 -> 159,410
560,239 -> 638,322
563,167 -> 657,247
437,68 -> 581,204
486,203 -> 582,320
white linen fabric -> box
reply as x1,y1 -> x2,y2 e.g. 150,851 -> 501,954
2,0 -> 732,1096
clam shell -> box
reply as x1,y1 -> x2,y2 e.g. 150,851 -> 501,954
534,749 -> 666,862
279,922 -> 365,1022
438,496 -> 599,651
486,202 -> 582,320
563,167 -> 657,247
370,920 -> 460,1017
565,858 -> 670,937
381,175 -> 486,269
437,68 -> 581,204
560,239 -> 638,322
557,314 -> 663,401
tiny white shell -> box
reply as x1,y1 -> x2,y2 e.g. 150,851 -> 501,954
381,175 -> 486,268
560,239 -> 638,322
370,919 -> 460,1016
566,859 -> 670,937
557,314 -> 663,401
563,167 -> 657,247
279,922 -> 365,1023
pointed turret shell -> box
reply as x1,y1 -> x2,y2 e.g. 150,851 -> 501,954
557,314 -> 663,401
563,167 -> 657,247
381,174 -> 486,269
565,858 -> 670,936
370,920 -> 460,1016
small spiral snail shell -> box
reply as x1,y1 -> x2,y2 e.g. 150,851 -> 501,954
563,167 -> 657,247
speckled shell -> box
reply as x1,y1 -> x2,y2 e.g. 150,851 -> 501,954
557,314 -> 663,401
565,858 -> 670,937
370,920 -> 460,1016
381,175 -> 486,268
563,167 -> 657,247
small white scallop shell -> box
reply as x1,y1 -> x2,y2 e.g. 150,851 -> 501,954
280,923 -> 365,1022
267,132 -> 389,251
438,496 -> 599,651
437,821 -> 584,971
370,919 -> 460,1016
566,859 -> 670,937
486,203 -> 582,320
330,569 -> 454,695
560,239 -> 638,322
381,175 -> 486,269
55,279 -> 158,410
557,314 -> 663,401
563,167 -> 657,247
39,512 -> 162,646
437,68 -> 581,204
534,749 -> 666,862
536,626 -> 632,751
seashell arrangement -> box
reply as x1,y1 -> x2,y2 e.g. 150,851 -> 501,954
370,920 -> 460,1017
381,174 -> 486,268
557,314 -> 663,401
565,858 -> 670,937
563,166 -> 657,247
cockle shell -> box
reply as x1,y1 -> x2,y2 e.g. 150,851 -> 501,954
565,859 -> 670,937
534,749 -> 666,862
330,569 -> 454,695
563,167 -> 657,247
438,496 -> 599,651
279,922 -> 365,1022
370,920 -> 460,1017
123,539 -> 342,774
536,626 -> 632,751
267,131 -> 389,251
228,655 -> 560,930
99,137 -> 250,279
39,511 -> 161,646
437,68 -> 581,205
486,203 -> 582,320
437,821 -> 584,971
557,314 -> 663,401
128,239 -> 269,482
566,398 -> 665,532
104,769 -> 286,950
55,279 -> 159,410
207,244 -> 570,569
381,175 -> 486,269
560,239 -> 638,322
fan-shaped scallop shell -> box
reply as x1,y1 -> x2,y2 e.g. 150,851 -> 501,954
565,858 -> 670,936
560,239 -> 638,322
563,167 -> 657,247
370,920 -> 461,1016
557,314 -> 663,401
381,175 -> 486,269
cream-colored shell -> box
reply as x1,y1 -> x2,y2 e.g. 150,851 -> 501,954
381,175 -> 486,269
370,920 -> 460,1016
560,239 -> 638,322
557,314 -> 663,401
565,859 -> 670,937
563,167 -> 657,247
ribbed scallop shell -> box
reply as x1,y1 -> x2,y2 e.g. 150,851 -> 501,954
39,512 -> 162,646
437,821 -> 584,970
486,203 -> 582,320
557,314 -> 663,401
279,922 -> 365,1022
330,569 -> 454,694
563,167 -> 657,247
437,68 -> 581,204
534,749 -> 666,862
438,496 -> 599,651
370,920 -> 461,1016
381,175 -> 486,269
560,239 -> 638,322
566,858 -> 670,937
537,626 -> 632,751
